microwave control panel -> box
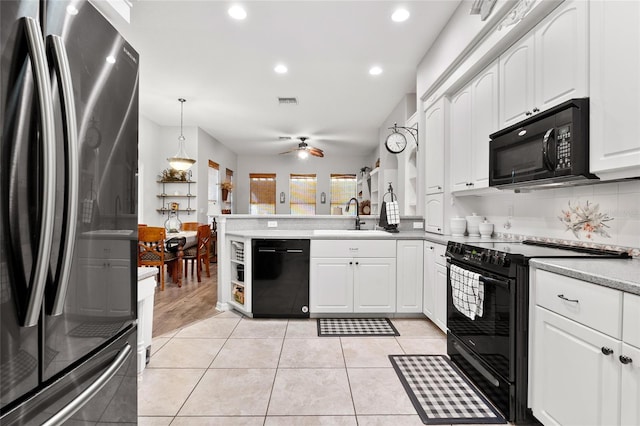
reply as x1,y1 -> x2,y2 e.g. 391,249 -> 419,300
556,125 -> 571,170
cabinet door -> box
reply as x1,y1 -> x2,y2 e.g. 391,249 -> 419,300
532,307 -> 621,426
425,98 -> 446,195
433,263 -> 448,333
424,193 -> 444,234
354,258 -> 396,313
108,259 -> 133,316
76,259 -> 108,316
450,87 -> 472,192
423,244 -> 436,320
621,342 -> 640,426
396,241 -> 423,313
471,62 -> 499,188
535,0 -> 587,113
499,33 -> 535,128
310,258 -> 353,313
590,0 -> 640,179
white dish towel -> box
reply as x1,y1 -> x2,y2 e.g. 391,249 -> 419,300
450,264 -> 484,320
385,201 -> 400,225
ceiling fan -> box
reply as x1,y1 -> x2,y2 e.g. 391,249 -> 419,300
279,137 -> 324,159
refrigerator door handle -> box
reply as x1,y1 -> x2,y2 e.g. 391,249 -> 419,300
22,17 -> 57,328
47,35 -> 79,317
41,343 -> 132,426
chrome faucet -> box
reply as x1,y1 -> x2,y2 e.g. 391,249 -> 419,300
345,197 -> 361,230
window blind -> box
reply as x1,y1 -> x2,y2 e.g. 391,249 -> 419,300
249,173 -> 276,214
290,174 -> 316,215
330,174 -> 357,215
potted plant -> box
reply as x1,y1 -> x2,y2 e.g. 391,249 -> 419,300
220,180 -> 233,201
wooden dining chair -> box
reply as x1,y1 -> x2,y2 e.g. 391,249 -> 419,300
182,222 -> 200,231
138,226 -> 177,291
183,224 -> 211,282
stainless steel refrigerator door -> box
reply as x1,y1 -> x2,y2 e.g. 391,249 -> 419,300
1,325 -> 138,425
41,0 -> 139,381
1,0 -> 53,408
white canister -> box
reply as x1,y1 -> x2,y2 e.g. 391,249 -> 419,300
479,221 -> 494,238
450,217 -> 467,237
465,213 -> 484,237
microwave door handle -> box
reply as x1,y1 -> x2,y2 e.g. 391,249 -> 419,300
542,128 -> 555,171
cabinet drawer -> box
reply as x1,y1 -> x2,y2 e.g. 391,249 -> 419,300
311,240 -> 396,258
434,244 -> 447,266
77,239 -> 132,260
623,293 -> 640,348
534,269 -> 622,338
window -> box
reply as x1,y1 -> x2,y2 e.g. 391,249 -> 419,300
225,168 -> 234,209
290,174 -> 316,215
208,160 -> 219,203
249,173 -> 276,214
330,174 -> 357,215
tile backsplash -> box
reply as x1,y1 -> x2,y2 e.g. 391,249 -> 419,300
452,180 -> 640,251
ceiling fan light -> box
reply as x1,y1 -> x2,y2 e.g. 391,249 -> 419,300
297,150 -> 309,159
167,98 -> 196,171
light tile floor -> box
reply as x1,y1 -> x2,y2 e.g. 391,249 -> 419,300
138,311 -> 462,425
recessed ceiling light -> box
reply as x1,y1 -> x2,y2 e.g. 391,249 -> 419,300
391,8 -> 410,22
66,5 -> 79,15
274,64 -> 288,74
228,5 -> 247,20
106,55 -> 116,64
369,66 -> 383,76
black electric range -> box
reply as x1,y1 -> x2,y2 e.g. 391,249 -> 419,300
445,239 -> 629,423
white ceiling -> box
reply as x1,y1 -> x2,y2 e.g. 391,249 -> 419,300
113,1 -> 461,157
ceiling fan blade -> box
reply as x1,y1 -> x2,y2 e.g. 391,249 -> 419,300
279,147 -> 298,155
308,147 -> 324,157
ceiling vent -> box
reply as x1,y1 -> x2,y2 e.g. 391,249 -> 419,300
278,136 -> 292,140
278,97 -> 298,105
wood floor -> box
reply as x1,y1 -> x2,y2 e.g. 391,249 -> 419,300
152,261 -> 219,337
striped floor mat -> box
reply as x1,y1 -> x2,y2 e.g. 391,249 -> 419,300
317,318 -> 400,336
389,354 -> 506,424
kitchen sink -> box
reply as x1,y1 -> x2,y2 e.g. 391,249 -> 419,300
312,229 -> 391,236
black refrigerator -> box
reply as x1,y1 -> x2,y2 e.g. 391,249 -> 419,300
1,0 -> 139,424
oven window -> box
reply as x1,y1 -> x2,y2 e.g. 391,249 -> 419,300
447,266 -> 512,380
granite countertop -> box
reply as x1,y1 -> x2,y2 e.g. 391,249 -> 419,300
530,258 -> 640,296
138,267 -> 157,281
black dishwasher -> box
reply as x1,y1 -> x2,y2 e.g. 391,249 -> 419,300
252,239 -> 310,318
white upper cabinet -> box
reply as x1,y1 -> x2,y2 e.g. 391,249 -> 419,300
499,33 -> 535,128
499,0 -> 587,129
589,0 -> 640,180
424,97 -> 447,195
451,62 -> 499,192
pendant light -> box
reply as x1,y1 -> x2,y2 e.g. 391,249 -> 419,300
167,98 -> 196,171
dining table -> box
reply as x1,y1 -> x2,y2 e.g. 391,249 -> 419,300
166,230 -> 197,286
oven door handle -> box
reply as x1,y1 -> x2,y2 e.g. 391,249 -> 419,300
479,275 -> 510,289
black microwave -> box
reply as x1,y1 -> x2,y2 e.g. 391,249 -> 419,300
489,98 -> 597,189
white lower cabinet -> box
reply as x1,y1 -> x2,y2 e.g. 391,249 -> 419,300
396,240 -> 423,313
310,240 -> 396,314
423,242 -> 447,332
532,307 -> 621,426
530,268 -> 639,426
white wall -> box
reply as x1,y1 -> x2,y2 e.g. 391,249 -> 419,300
235,154 -> 370,215
138,116 -> 237,226
196,128 -> 238,221
451,181 -> 640,249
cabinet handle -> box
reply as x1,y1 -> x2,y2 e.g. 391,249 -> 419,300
437,228 -> 442,232
557,294 -> 579,303
619,355 -> 633,365
429,246 -> 434,250
355,261 -> 359,265
525,111 -> 532,116
349,261 -> 353,265
437,186 -> 442,190
601,347 -> 614,356
533,107 -> 540,113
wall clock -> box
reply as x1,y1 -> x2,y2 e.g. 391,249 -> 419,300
385,132 -> 407,154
